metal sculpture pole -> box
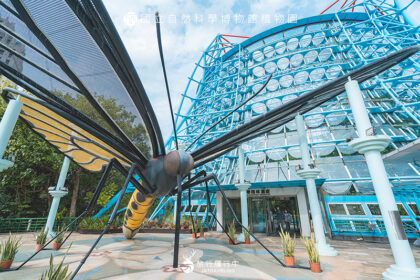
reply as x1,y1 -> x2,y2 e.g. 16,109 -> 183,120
345,77 -> 420,280
173,174 -> 183,268
45,156 -> 70,237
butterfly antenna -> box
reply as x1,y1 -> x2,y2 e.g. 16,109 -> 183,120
155,11 -> 179,150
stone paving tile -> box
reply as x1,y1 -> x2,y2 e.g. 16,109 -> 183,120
0,232 -> 419,279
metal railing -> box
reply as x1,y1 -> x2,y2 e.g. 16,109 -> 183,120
0,217 -> 77,233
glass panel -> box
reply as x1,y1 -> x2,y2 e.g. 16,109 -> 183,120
251,199 -> 266,233
318,162 -> 350,179
198,205 -> 207,213
334,220 -> 352,231
402,221 -> 417,233
223,198 -> 241,228
409,203 -> 420,216
346,204 -> 365,215
191,205 -> 198,212
353,220 -> 369,231
345,161 -> 371,178
329,204 -> 346,215
397,204 -> 408,216
367,204 -> 381,215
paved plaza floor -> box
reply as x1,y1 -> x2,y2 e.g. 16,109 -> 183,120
0,231 -> 419,279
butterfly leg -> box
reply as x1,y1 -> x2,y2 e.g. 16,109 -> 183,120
69,162 -> 148,279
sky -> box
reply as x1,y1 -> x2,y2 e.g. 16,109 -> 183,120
102,0 -> 419,142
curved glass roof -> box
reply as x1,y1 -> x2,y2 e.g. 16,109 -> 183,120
171,8 -> 420,190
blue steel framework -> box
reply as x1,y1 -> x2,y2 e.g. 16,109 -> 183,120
158,0 -> 420,236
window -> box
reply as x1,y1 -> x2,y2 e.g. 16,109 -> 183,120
334,220 -> 352,231
346,204 -> 365,215
184,205 -> 191,212
329,204 -> 346,215
191,205 -> 198,212
367,204 -> 381,215
198,205 -> 207,213
209,205 -> 216,212
408,203 -> 419,216
397,204 -> 408,216
352,220 -> 370,231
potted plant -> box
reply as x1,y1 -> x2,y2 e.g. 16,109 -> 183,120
199,220 -> 205,238
180,216 -> 187,230
279,228 -> 296,266
301,236 -> 321,273
191,224 -> 197,239
36,227 -> 48,251
53,228 -> 65,250
40,252 -> 72,280
228,220 -> 236,245
243,229 -> 251,244
0,233 -> 21,269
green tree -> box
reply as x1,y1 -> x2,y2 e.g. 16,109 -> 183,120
0,78 -> 151,218
57,92 -> 150,157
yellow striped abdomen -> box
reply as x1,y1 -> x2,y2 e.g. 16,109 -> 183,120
122,190 -> 154,239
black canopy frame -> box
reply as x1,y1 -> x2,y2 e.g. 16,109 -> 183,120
4,0 -> 164,161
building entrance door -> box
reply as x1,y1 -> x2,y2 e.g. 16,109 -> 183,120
250,198 -> 266,233
249,196 -> 301,236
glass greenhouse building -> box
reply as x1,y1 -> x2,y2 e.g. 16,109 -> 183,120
158,1 -> 420,239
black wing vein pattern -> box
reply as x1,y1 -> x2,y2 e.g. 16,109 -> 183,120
2,89 -> 137,172
0,0 -> 165,170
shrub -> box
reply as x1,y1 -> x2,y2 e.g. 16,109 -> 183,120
279,228 -> 295,257
39,247 -> 72,280
301,236 -> 319,263
54,228 -> 65,244
79,216 -> 109,230
243,229 -> 250,240
0,233 -> 21,261
36,227 -> 48,245
228,220 -> 236,240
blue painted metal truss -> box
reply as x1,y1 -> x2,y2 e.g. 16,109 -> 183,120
163,0 -> 420,237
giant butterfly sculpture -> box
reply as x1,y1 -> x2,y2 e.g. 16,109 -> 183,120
0,0 -> 418,278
